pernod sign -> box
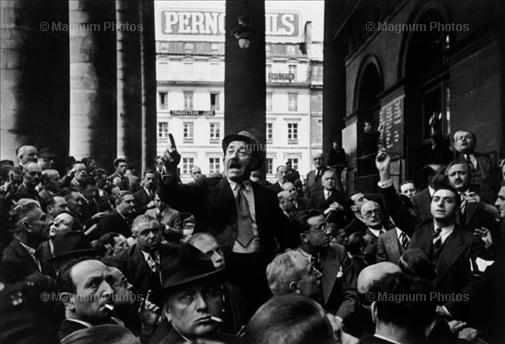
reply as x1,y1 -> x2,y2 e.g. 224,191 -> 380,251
160,10 -> 300,38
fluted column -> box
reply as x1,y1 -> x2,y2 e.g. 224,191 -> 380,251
140,0 -> 157,173
116,0 -> 142,172
1,0 -> 69,165
69,0 -> 116,168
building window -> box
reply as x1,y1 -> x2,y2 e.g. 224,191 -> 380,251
209,157 -> 220,174
210,122 -> 220,143
266,158 -> 273,175
210,92 -> 219,111
182,157 -> 194,174
266,123 -> 273,143
266,64 -> 272,79
159,91 -> 168,109
288,64 -> 297,79
183,122 -> 194,143
184,42 -> 194,52
183,91 -> 193,110
287,158 -> 299,170
287,45 -> 296,54
288,93 -> 298,112
266,92 -> 272,112
287,123 -> 298,143
157,122 -> 169,139
316,119 -> 323,144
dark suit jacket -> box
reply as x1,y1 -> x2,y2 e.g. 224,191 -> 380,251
110,244 -> 175,296
134,187 -> 154,215
293,197 -> 311,213
305,167 -> 327,198
343,216 -> 368,236
376,228 -> 405,264
319,244 -> 358,319
310,188 -> 347,212
359,333 -> 400,344
108,172 -> 129,191
80,196 -> 100,223
1,239 -> 46,282
58,320 -> 89,340
269,181 -> 283,195
411,187 -> 432,225
149,319 -> 241,344
99,210 -> 131,238
158,176 -> 287,259
14,184 -> 39,202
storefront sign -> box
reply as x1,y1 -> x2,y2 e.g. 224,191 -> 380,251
268,73 -> 295,81
170,110 -> 215,116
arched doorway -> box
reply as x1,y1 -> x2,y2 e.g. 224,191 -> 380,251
355,58 -> 384,193
402,4 -> 451,187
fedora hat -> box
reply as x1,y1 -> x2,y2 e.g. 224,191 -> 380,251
222,130 -> 265,170
152,243 -> 223,305
51,231 -> 97,263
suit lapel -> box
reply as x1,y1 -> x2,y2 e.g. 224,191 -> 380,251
435,229 -> 466,284
320,247 -> 341,305
384,231 -> 401,261
464,202 -> 478,227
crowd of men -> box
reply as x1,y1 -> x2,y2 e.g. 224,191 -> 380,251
1,117 -> 505,344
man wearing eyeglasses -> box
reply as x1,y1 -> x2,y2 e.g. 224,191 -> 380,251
293,210 -> 358,327
110,215 -> 173,297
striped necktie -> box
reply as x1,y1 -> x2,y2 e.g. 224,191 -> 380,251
399,231 -> 409,251
432,227 -> 442,260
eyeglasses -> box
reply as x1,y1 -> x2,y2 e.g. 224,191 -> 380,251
363,210 -> 381,217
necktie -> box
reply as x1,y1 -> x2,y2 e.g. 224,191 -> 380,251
465,154 -> 475,171
235,184 -> 255,248
432,227 -> 442,260
146,253 -> 159,273
315,170 -> 320,181
399,231 -> 409,251
311,254 -> 322,273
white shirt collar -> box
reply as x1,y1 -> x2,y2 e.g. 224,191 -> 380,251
374,334 -> 403,344
368,227 -> 385,237
434,223 -> 455,244
227,178 -> 252,192
428,186 -> 435,197
65,318 -> 93,329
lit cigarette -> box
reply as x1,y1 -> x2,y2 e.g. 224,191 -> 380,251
104,304 -> 114,311
210,316 -> 223,323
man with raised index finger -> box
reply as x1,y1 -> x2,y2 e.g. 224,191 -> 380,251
158,131 -> 288,318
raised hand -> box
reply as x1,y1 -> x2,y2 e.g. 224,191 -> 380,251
161,133 -> 181,173
375,150 -> 391,182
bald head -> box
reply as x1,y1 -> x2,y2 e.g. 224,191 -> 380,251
357,262 -> 401,294
17,145 -> 38,165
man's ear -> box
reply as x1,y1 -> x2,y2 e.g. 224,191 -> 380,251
370,301 -> 378,324
300,232 -> 308,243
289,281 -> 299,294
61,292 -> 76,312
350,204 -> 357,213
163,303 -> 172,322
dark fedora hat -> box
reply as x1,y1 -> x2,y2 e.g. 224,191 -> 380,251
152,243 -> 223,305
222,130 -> 265,169
51,231 -> 97,263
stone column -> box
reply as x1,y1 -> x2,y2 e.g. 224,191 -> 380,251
69,0 -> 116,169
1,0 -> 69,165
116,0 -> 142,173
224,0 -> 266,154
139,0 -> 157,173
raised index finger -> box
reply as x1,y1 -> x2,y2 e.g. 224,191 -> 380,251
168,133 -> 177,150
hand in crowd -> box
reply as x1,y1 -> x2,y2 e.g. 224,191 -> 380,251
140,299 -> 160,327
474,227 -> 493,249
161,133 -> 181,173
324,201 -> 344,214
375,150 -> 391,182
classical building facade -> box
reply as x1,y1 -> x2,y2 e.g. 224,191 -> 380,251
155,7 -> 323,182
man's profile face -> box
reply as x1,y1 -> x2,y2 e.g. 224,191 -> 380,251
291,255 -> 322,302
447,163 -> 469,192
67,191 -> 83,214
49,212 -> 74,238
453,131 -> 475,153
321,172 -> 336,190
164,278 -> 223,339
116,162 -> 127,175
191,236 -> 225,270
134,220 -> 162,252
223,140 -> 254,182
400,183 -> 416,199
49,196 -> 69,216
113,235 -> 129,256
71,260 -> 115,322
361,202 -> 383,228
109,267 -> 133,306
494,186 -> 505,218
20,146 -> 38,165
117,194 -> 135,215
430,189 -> 458,221
304,215 -> 330,249
350,192 -> 368,213
276,166 -> 286,183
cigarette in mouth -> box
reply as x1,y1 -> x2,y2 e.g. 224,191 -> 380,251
104,304 -> 114,311
209,316 -> 223,323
